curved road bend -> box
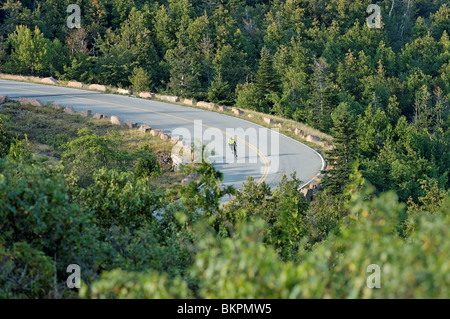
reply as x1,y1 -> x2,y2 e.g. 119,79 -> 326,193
0,79 -> 324,197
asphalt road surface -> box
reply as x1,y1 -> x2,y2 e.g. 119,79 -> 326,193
0,79 -> 324,197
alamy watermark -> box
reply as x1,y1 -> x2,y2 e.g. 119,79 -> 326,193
67,4 -> 81,29
66,264 -> 81,289
170,121 -> 280,175
367,4 -> 382,29
366,264 -> 381,288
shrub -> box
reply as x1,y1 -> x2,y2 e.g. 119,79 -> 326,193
134,144 -> 162,179
61,128 -> 131,187
0,242 -> 55,299
0,159 -> 98,292
81,269 -> 192,299
129,66 -> 152,93
76,168 -> 163,229
0,117 -> 11,158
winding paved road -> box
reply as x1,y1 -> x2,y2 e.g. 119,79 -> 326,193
0,79 -> 324,195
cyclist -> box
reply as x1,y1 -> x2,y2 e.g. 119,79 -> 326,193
227,136 -> 237,159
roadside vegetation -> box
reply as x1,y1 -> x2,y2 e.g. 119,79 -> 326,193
0,100 -> 182,187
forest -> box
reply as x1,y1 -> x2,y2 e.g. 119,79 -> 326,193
0,0 -> 449,298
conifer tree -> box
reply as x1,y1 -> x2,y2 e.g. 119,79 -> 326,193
323,103 -> 358,195
412,16 -> 429,40
254,46 -> 281,113
7,25 -> 47,75
207,72 -> 231,105
308,57 -> 334,132
166,42 -> 200,97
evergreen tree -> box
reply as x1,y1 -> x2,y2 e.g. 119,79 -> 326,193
413,85 -> 432,133
207,72 -> 231,105
62,52 -> 94,83
431,4 -> 450,40
273,39 -> 310,119
254,46 -> 281,113
356,104 -> 390,158
45,38 -> 69,77
212,43 -> 248,101
0,0 -> 33,37
166,42 -> 200,97
6,25 -> 47,75
235,82 -> 259,111
412,16 -> 429,40
129,66 -> 152,93
336,50 -> 370,104
323,102 -> 358,195
308,57 -> 335,132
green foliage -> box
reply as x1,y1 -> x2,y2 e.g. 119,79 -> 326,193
94,224 -> 191,276
0,159 -> 96,283
6,136 -> 32,161
356,104 -> 391,158
323,103 -> 358,194
166,42 -> 201,97
254,46 -> 281,112
320,185 -> 449,298
45,38 -> 69,77
235,82 -> 259,111
0,117 -> 11,158
207,72 -> 231,105
81,269 -> 193,299
267,174 -> 309,260
307,57 -> 335,132
6,25 -> 47,75
176,161 -> 235,217
216,176 -> 272,235
75,168 -> 162,230
60,128 -> 131,187
96,40 -> 136,87
403,180 -> 450,237
192,181 -> 450,298
1,0 -> 448,139
61,53 -> 95,84
129,66 -> 152,93
0,242 -> 55,299
431,4 -> 450,40
134,144 -> 162,180
191,220 -> 308,298
272,40 -> 310,118
216,174 -> 308,260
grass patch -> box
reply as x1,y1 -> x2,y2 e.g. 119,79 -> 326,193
0,101 -> 172,157
0,100 -> 185,189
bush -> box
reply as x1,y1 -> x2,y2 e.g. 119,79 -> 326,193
61,128 -> 131,187
129,66 -> 152,92
81,269 -> 192,299
0,159 -> 97,293
6,136 -> 33,161
0,242 -> 55,299
76,168 -> 163,229
235,82 -> 259,111
191,220 -> 311,298
0,117 -> 11,158
96,225 -> 192,276
217,174 -> 308,260
134,144 -> 162,179
190,187 -> 450,298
